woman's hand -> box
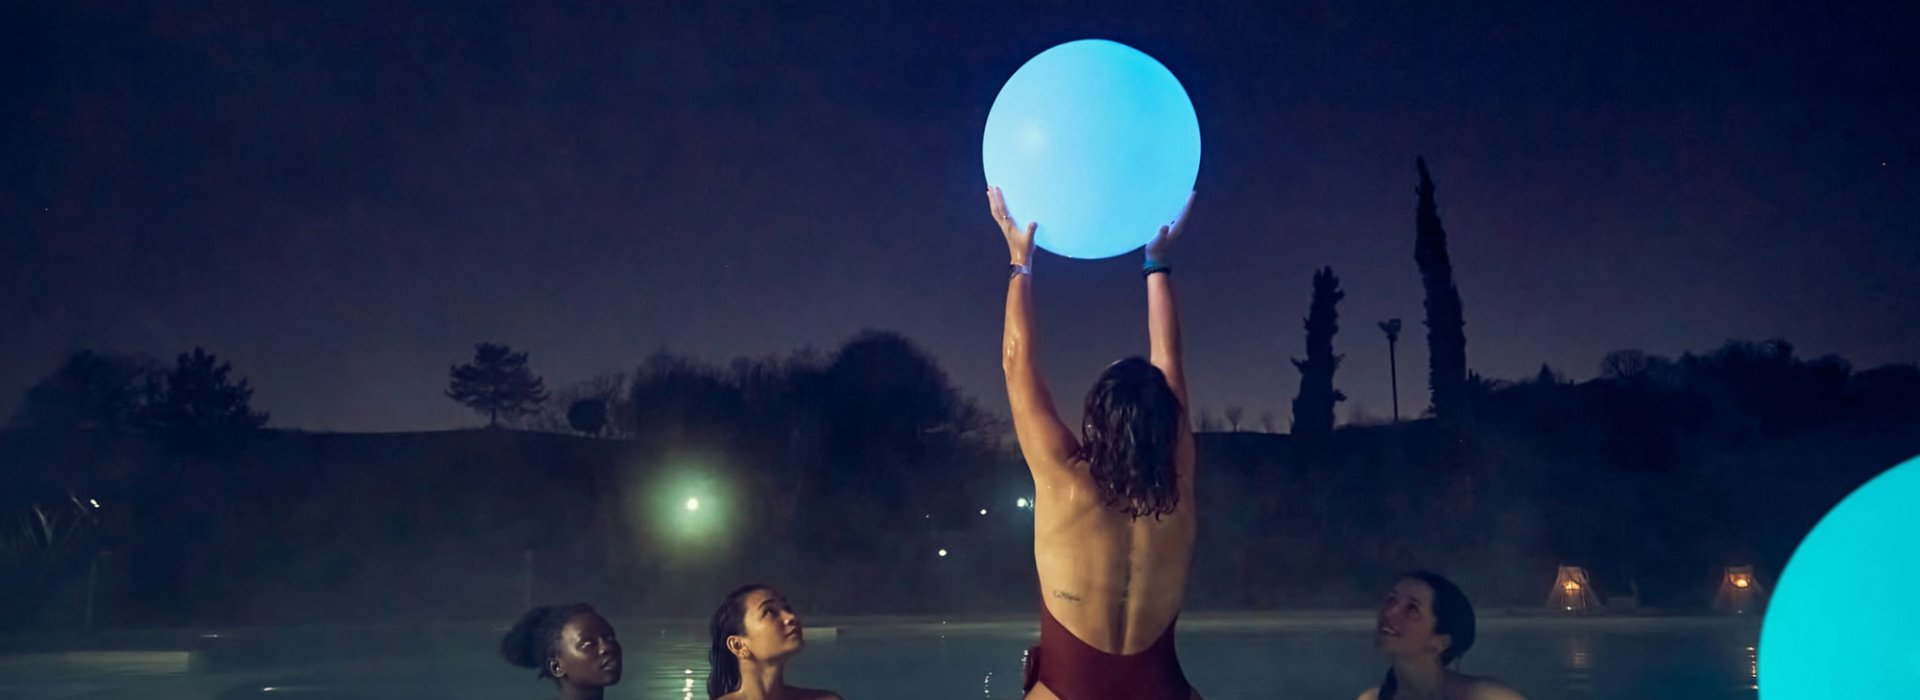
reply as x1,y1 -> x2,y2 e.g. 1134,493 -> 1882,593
988,186 -> 1037,266
1144,191 -> 1196,267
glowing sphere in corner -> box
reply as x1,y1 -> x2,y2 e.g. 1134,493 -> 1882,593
983,39 -> 1201,260
1760,454 -> 1920,697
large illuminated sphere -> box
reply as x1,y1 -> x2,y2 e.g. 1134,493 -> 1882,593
982,40 -> 1201,260
1760,454 -> 1920,697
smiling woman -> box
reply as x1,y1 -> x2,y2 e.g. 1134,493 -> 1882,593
1363,572 -> 1525,700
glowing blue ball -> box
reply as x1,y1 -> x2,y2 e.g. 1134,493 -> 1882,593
983,40 -> 1201,260
1760,454 -> 1920,697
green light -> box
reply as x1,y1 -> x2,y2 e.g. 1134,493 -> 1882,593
621,456 -> 734,559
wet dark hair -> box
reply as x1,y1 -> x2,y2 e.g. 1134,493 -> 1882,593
1379,571 -> 1477,699
501,602 -> 597,680
708,583 -> 773,699
1077,357 -> 1183,519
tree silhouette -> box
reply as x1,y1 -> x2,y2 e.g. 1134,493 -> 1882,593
11,351 -> 150,431
529,371 -> 629,437
816,330 -> 993,487
1223,406 -> 1245,432
799,330 -> 996,565
135,347 -> 269,453
1196,410 -> 1221,432
446,343 -> 548,427
566,399 -> 608,437
1291,266 -> 1347,438
1415,157 -> 1471,425
1600,349 -> 1661,382
626,351 -> 747,441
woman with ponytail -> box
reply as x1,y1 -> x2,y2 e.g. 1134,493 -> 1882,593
500,603 -> 623,700
1359,572 -> 1525,700
706,584 -> 841,700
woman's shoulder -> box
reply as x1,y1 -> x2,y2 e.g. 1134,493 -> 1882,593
1356,688 -> 1380,700
716,692 -> 841,700
1450,673 -> 1526,700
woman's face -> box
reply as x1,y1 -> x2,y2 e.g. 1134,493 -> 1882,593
551,612 -> 622,688
730,588 -> 805,663
1374,578 -> 1450,661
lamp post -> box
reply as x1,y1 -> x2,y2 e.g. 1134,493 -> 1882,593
1378,319 -> 1402,423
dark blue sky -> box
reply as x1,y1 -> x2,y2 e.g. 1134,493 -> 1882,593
5,1 -> 1917,432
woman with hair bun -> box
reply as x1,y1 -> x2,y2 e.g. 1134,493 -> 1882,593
501,602 -> 622,699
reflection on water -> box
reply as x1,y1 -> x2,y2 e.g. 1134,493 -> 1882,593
1563,634 -> 1594,694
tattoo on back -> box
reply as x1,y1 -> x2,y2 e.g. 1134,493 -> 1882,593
1051,590 -> 1083,603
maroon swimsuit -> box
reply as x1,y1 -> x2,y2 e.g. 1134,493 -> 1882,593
1023,602 -> 1191,699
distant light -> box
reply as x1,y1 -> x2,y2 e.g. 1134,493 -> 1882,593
937,548 -> 948,557
1564,580 -> 1580,592
1016,497 -> 1029,508
979,508 -> 988,515
685,498 -> 700,511
89,498 -> 101,508
1734,576 -> 1751,589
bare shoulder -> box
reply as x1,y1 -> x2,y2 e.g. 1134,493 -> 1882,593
1462,676 -> 1526,700
1355,688 -> 1379,700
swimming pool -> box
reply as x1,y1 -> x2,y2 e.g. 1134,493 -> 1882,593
2,614 -> 1761,699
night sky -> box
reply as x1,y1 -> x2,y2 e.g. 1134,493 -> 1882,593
5,2 -> 1917,432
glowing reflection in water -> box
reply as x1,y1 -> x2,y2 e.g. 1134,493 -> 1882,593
1563,635 -> 1595,693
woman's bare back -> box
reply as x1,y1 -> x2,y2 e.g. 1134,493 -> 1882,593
1032,450 -> 1196,654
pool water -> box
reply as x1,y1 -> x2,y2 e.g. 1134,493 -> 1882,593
2,615 -> 1761,699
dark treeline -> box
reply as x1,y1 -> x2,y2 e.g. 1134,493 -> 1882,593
0,331 -> 1029,627
6,161 -> 1917,628
5,330 -> 1917,629
1200,339 -> 1920,611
